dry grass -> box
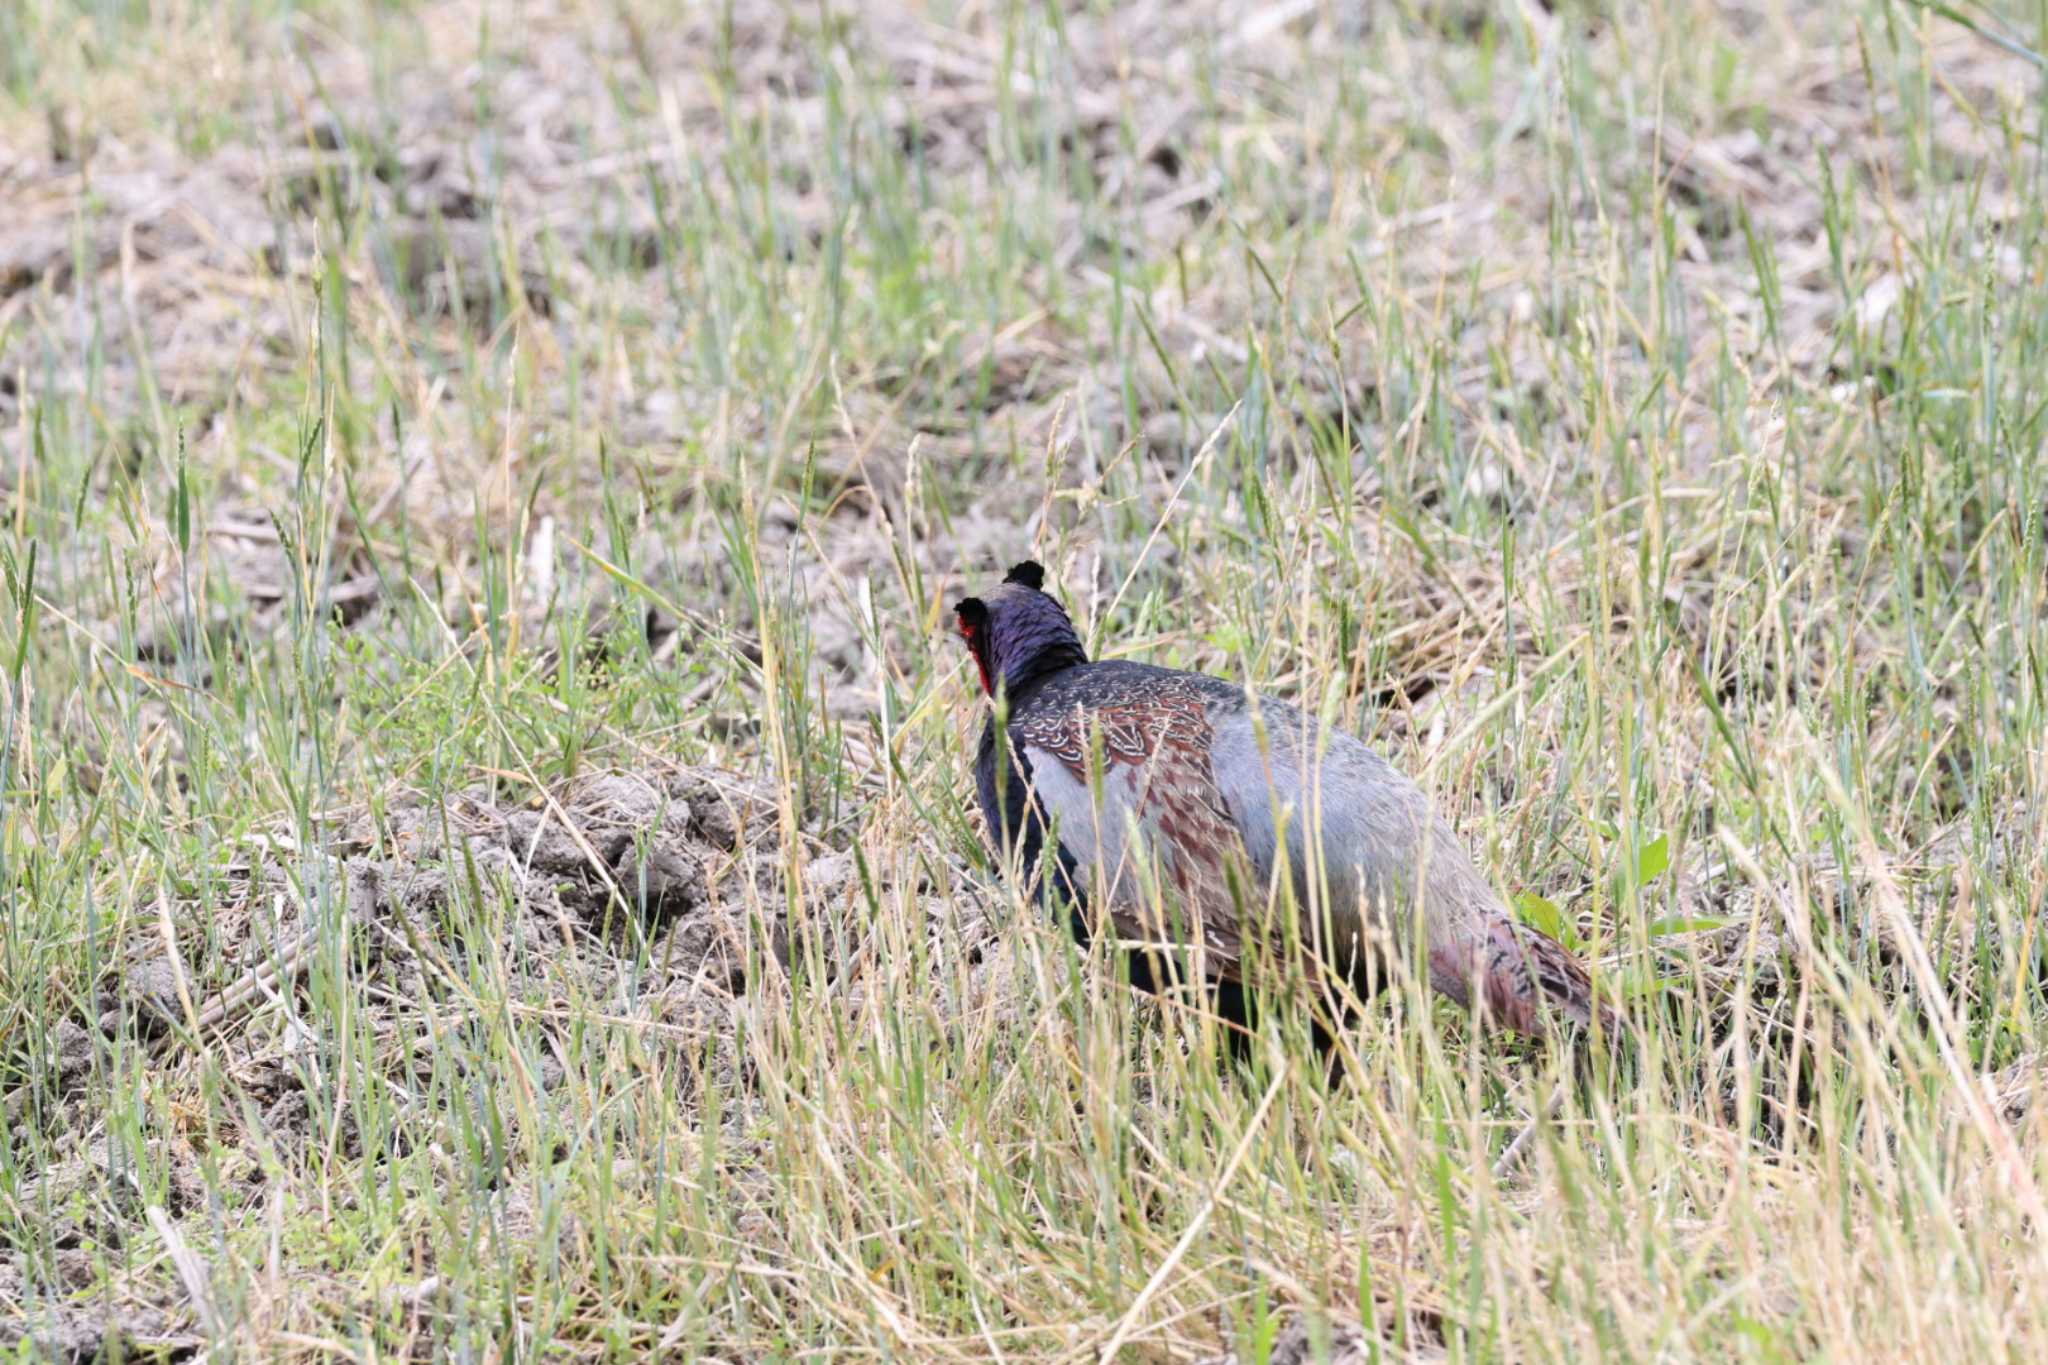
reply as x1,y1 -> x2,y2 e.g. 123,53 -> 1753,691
2,0 -> 2047,1358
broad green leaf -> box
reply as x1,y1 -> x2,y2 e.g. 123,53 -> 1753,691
1636,832 -> 1671,884
1514,891 -> 1564,942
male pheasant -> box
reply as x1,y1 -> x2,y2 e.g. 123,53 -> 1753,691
957,561 -> 1612,1053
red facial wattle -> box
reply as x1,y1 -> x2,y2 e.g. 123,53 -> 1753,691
959,621 -> 994,695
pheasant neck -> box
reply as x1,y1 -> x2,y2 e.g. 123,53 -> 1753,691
997,641 -> 1087,699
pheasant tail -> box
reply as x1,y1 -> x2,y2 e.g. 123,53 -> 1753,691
1476,917 -> 1620,1040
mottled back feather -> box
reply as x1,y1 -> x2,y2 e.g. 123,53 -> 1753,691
1006,667 -> 1250,977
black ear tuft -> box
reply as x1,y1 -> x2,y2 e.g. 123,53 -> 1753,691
1003,561 -> 1046,591
954,596 -> 988,626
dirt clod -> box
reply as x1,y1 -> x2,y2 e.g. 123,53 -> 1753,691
613,838 -> 708,921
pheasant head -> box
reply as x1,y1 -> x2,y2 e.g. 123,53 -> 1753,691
954,561 -> 1087,697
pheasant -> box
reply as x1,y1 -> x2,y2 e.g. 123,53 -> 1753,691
956,561 -> 1613,1055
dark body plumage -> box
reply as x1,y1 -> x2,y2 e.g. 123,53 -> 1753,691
958,562 -> 1612,1056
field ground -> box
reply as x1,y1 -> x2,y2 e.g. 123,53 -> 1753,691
3,0 -> 2048,1358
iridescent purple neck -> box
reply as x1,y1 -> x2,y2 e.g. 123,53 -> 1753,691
989,590 -> 1087,691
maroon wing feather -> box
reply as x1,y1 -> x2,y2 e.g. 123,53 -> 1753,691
1010,690 -> 1249,976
